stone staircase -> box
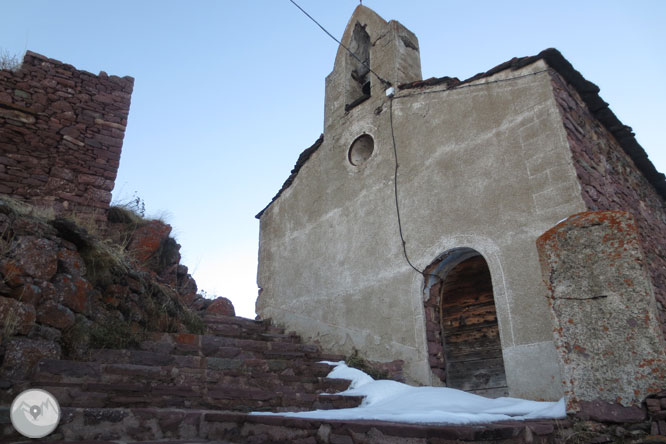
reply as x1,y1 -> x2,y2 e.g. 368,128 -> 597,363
0,314 -> 566,443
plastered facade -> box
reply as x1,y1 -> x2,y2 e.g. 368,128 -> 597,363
257,6 -> 666,404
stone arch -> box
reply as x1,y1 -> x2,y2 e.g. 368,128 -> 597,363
423,247 -> 508,397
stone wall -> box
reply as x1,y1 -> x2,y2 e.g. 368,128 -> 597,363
537,211 -> 666,411
550,70 -> 666,339
0,198 -> 208,380
0,51 -> 133,218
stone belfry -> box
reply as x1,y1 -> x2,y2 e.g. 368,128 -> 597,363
324,5 -> 422,133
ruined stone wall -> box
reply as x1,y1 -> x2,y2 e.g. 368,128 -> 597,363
550,70 -> 666,340
0,51 -> 133,218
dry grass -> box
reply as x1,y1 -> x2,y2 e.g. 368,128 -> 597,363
0,49 -> 21,71
0,306 -> 20,343
0,196 -> 55,221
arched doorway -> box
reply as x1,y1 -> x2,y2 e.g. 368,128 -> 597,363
423,248 -> 508,397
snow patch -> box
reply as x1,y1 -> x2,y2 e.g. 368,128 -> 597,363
252,362 -> 566,425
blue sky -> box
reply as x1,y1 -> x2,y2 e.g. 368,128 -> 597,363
2,1 -> 665,318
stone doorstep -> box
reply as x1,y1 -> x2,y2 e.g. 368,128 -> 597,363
1,407 -> 564,443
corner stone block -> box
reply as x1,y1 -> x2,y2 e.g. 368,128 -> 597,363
536,211 -> 666,411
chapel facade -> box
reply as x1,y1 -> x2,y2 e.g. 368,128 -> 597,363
256,6 -> 666,410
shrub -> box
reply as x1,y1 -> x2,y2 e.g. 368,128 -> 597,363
346,349 -> 389,380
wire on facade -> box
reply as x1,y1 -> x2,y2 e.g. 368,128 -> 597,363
388,98 -> 424,276
389,97 -> 444,283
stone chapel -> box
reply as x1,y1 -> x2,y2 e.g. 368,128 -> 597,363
255,6 -> 666,411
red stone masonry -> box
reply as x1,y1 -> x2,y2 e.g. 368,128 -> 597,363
550,70 -> 666,340
0,51 -> 133,218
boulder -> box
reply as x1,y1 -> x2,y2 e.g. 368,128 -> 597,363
205,297 -> 235,316
36,300 -> 75,329
1,337 -> 61,379
0,295 -> 36,336
6,235 -> 58,280
127,220 -> 172,263
52,273 -> 92,313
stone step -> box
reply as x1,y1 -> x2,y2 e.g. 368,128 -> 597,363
1,379 -> 362,413
206,324 -> 300,343
87,349 -> 336,377
30,359 -> 351,395
137,332 -> 321,360
0,406 -> 565,443
203,315 -> 282,334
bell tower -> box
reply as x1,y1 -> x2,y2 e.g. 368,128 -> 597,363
324,5 -> 422,132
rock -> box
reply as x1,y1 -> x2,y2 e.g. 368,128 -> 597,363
7,235 -> 58,280
51,218 -> 95,250
189,295 -> 207,311
52,273 -> 92,313
57,247 -> 87,276
36,300 -> 75,329
0,260 -> 25,287
11,278 -> 55,306
160,237 -> 181,266
11,282 -> 42,306
647,398 -> 662,412
103,283 -> 129,307
0,337 -> 61,379
578,400 -> 647,424
205,297 -> 235,316
179,290 -> 197,306
0,278 -> 12,297
27,324 -> 62,342
0,295 -> 36,335
127,220 -> 172,263
175,270 -> 198,307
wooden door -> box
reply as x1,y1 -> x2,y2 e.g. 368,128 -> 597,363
440,255 -> 508,397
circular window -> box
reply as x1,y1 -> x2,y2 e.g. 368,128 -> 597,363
348,134 -> 374,166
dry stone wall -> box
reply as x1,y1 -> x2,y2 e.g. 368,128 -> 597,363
551,70 -> 666,339
0,51 -> 133,218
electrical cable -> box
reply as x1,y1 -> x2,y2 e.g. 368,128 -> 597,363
287,0 -> 391,87
388,97 -> 423,275
389,97 -> 442,283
